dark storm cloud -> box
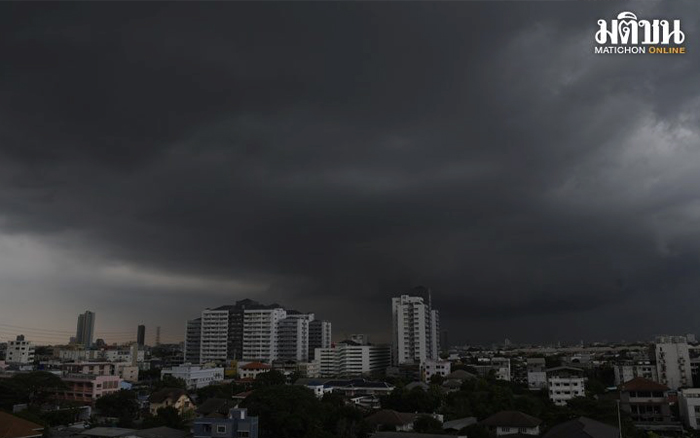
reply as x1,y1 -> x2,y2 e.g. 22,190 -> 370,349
1,1 -> 699,344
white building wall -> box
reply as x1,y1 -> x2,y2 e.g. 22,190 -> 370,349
7,337 -> 35,364
200,310 -> 229,362
655,335 -> 692,389
392,295 -> 437,365
242,308 -> 287,362
161,364 -> 224,389
679,388 -> 700,430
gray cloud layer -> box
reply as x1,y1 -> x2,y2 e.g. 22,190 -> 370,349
0,1 -> 699,345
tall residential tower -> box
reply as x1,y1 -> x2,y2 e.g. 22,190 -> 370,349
391,286 -> 440,365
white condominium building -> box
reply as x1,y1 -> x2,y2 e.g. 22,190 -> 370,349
242,307 -> 287,362
200,309 -> 229,362
655,335 -> 693,389
391,287 -> 440,365
314,342 -> 391,377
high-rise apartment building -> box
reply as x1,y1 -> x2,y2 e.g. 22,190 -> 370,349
655,335 -> 693,389
185,318 -> 202,363
309,320 -> 332,361
391,287 -> 440,365
278,312 -> 313,361
76,311 -> 96,348
200,309 -> 229,362
186,299 -> 331,364
137,325 -> 146,347
242,307 -> 287,362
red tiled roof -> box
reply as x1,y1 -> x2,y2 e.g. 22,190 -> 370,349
240,362 -> 271,370
0,412 -> 44,438
620,377 -> 669,392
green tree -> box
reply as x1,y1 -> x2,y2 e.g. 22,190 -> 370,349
241,385 -> 326,438
11,372 -> 67,406
413,415 -> 444,434
252,370 -> 286,389
196,382 -> 244,403
95,390 -> 139,427
141,406 -> 187,430
153,375 -> 187,391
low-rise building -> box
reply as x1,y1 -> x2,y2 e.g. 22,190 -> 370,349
314,342 -> 391,378
421,359 -> 451,382
193,408 -> 258,438
161,364 -> 224,389
542,416 -> 619,438
677,387 -> 700,430
237,361 -> 271,380
526,358 -> 547,391
54,374 -> 121,406
6,335 -> 35,365
613,360 -> 658,386
480,410 -> 541,436
547,366 -> 585,406
619,377 -> 681,432
149,388 -> 196,416
0,411 -> 44,438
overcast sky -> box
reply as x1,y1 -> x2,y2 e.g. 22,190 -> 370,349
0,1 -> 699,346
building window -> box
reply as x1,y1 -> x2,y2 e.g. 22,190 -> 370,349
237,432 -> 250,438
217,425 -> 227,433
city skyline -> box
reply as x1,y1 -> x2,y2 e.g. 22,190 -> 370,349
1,2 -> 700,346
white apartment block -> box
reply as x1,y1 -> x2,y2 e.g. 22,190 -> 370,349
6,335 -> 35,364
392,293 -> 439,365
547,366 -> 586,406
492,357 -> 512,381
527,358 -> 547,390
314,343 -> 391,377
104,349 -> 145,363
200,309 -> 229,362
614,360 -> 658,386
57,348 -> 101,362
679,388 -> 700,430
278,313 -> 313,362
655,335 -> 693,389
242,307 -> 287,362
161,364 -> 224,389
421,359 -> 451,382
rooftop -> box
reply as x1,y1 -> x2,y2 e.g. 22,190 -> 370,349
543,417 -> 619,438
480,410 -> 542,428
0,412 -> 44,438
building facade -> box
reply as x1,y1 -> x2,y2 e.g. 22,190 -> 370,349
308,320 -> 332,361
679,388 -> 700,430
547,366 -> 585,406
614,360 -> 658,386
185,318 -> 202,364
161,364 -> 224,389
391,287 -> 440,366
200,309 -> 230,362
193,408 -> 259,438
655,335 -> 693,389
242,307 -> 287,362
6,335 -> 35,364
314,342 -> 391,378
75,311 -> 96,348
526,358 -> 547,391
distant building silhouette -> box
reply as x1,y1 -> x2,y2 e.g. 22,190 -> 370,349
137,325 -> 146,347
75,311 -> 95,348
